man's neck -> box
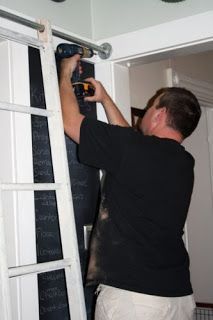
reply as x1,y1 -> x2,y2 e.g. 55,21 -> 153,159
152,127 -> 183,143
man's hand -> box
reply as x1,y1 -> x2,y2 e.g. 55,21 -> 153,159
84,77 -> 110,104
84,78 -> 130,127
60,54 -> 81,80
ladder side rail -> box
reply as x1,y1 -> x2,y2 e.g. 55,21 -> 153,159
0,190 -> 13,320
38,19 -> 87,320
0,26 -> 43,49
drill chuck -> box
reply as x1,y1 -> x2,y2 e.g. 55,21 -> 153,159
56,43 -> 94,59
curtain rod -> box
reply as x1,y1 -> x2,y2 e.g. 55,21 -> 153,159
0,9 -> 112,59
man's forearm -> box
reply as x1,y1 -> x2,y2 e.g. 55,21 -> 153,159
59,56 -> 84,144
101,94 -> 130,127
59,76 -> 78,129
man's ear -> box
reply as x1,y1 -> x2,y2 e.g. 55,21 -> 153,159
153,107 -> 167,124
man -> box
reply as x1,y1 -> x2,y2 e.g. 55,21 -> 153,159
59,55 -> 201,320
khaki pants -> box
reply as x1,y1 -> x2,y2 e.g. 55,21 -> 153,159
95,284 -> 195,320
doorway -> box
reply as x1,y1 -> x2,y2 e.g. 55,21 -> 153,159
126,50 -> 213,306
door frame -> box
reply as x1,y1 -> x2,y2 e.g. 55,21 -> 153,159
95,10 -> 213,122
94,13 -> 213,302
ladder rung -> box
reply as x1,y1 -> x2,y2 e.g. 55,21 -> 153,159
0,101 -> 54,117
8,259 -> 71,278
0,183 -> 61,191
0,26 -> 43,48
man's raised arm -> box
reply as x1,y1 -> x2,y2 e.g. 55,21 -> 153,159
59,54 -> 85,144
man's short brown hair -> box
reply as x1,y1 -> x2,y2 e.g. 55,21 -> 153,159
146,87 -> 201,139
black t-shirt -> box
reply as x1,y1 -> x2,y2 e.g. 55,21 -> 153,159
79,117 -> 194,297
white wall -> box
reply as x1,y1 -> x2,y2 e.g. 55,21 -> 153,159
0,1 -> 93,38
91,0 -> 213,40
129,60 -> 169,109
172,51 -> 213,83
129,51 -> 213,109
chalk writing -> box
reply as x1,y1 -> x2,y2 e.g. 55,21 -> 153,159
40,286 -> 67,301
33,145 -> 50,157
36,213 -> 57,223
37,247 -> 62,258
30,86 -> 46,108
36,228 -> 56,239
41,272 -> 64,282
40,303 -> 69,317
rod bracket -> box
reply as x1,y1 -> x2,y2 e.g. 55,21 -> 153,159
98,43 -> 112,59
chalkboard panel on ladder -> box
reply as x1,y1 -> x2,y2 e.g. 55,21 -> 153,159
29,47 -> 100,320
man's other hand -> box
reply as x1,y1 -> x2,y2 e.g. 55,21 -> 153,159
84,77 -> 110,104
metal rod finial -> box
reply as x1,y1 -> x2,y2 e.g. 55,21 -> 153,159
98,43 -> 112,60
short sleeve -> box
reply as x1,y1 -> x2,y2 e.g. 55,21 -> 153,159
78,118 -> 130,173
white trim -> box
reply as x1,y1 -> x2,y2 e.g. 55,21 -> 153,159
90,0 -> 96,43
96,11 -> 213,63
0,190 -> 13,320
111,63 -> 131,124
95,61 -> 113,122
167,68 -> 213,108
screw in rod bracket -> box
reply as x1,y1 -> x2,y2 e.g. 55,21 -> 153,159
98,43 -> 112,60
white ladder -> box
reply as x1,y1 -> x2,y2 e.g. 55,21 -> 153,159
0,19 -> 86,320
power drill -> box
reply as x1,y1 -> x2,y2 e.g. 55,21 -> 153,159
56,43 -> 95,98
